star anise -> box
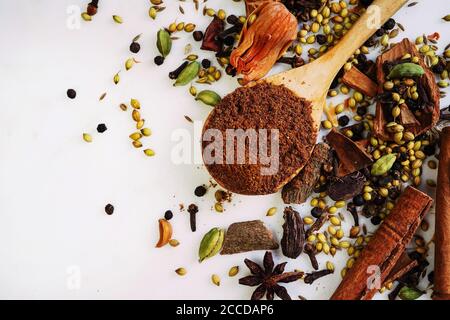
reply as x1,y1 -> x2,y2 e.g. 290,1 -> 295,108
238,251 -> 303,300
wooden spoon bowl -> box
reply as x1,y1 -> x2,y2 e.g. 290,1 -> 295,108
202,0 -> 408,195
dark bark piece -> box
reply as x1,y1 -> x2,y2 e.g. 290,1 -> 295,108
221,220 -> 279,255
201,16 -> 224,52
374,38 -> 440,140
328,171 -> 366,201
326,128 -> 372,177
282,143 -> 331,204
281,207 -> 305,258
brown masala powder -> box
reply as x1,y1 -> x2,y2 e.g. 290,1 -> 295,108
202,82 -> 315,195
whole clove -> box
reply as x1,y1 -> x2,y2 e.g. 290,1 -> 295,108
304,269 -> 333,285
87,0 -> 99,16
218,24 -> 242,41
304,243 -> 319,270
187,204 -> 198,232
306,212 -> 329,238
277,56 -> 305,68
169,61 -> 189,79
347,203 -> 359,226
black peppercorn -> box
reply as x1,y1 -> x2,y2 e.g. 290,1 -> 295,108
193,30 -> 204,41
330,76 -> 339,89
201,59 -> 211,69
226,14 -> 239,25
432,62 -> 445,74
154,56 -> 164,66
194,185 -> 207,197
164,210 -> 173,220
392,161 -> 402,171
105,204 -> 114,215
364,36 -> 377,47
338,115 -> 350,127
96,123 -> 107,133
130,42 -> 141,53
371,215 -> 382,225
378,176 -> 392,186
311,207 -> 323,219
223,36 -> 235,46
67,89 -> 76,99
423,144 -> 436,156
359,0 -> 374,7
225,65 -> 237,76
353,194 -> 365,206
428,271 -> 434,284
383,18 -> 396,30
375,28 -> 386,37
316,34 -> 327,45
357,106 -> 367,116
373,196 -> 386,206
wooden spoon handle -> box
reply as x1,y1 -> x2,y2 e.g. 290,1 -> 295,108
323,0 -> 408,76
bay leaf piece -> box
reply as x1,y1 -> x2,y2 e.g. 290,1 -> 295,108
328,171 -> 366,201
326,128 -> 372,177
221,220 -> 279,255
281,143 -> 331,204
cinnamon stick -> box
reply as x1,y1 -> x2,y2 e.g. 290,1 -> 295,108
342,66 -> 378,97
331,186 -> 432,300
433,127 -> 450,300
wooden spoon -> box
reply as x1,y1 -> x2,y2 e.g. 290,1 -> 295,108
264,0 -> 408,132
203,0 -> 408,195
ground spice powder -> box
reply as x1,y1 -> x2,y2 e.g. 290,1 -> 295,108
202,82 -> 315,195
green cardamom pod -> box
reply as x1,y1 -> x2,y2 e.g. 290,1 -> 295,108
387,63 -> 425,79
195,90 -> 221,106
157,29 -> 172,58
174,61 -> 200,86
398,286 -> 423,300
371,153 -> 397,176
198,227 -> 224,262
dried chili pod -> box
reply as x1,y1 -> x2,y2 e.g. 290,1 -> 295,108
280,207 -> 304,259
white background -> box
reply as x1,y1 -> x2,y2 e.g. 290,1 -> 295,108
0,0 -> 448,299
